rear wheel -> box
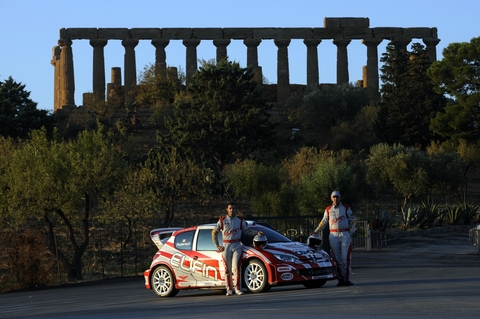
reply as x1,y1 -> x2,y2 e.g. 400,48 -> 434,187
303,279 -> 327,288
243,259 -> 269,293
151,266 -> 179,297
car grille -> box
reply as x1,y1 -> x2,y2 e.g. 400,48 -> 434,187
298,267 -> 333,276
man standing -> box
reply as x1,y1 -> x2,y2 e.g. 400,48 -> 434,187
313,191 -> 356,286
212,202 -> 262,296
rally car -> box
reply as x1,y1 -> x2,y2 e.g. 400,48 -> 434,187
143,223 -> 337,297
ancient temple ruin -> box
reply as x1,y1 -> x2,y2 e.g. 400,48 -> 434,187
51,17 -> 439,113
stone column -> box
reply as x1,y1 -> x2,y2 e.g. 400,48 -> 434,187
244,39 -> 263,86
122,39 -> 139,104
58,38 -> 75,108
107,67 -> 122,102
90,39 -> 108,101
244,39 -> 261,68
213,39 -> 230,63
183,39 -> 201,83
362,38 -> 383,103
274,39 -> 291,104
51,46 -> 61,112
304,39 -> 321,87
151,39 -> 170,77
333,38 -> 351,85
423,38 -> 441,62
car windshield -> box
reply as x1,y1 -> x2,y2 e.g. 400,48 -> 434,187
241,225 -> 291,246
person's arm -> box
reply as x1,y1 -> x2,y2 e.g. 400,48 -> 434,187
241,220 -> 263,236
347,207 -> 356,235
212,222 -> 225,252
313,209 -> 328,234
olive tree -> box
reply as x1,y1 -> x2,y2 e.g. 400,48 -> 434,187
0,127 -> 128,280
365,143 -> 463,206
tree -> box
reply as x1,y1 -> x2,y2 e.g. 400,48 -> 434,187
0,76 -> 54,139
225,159 -> 293,216
135,63 -> 186,130
375,43 -> 447,148
298,156 -> 361,215
139,146 -> 214,227
428,36 -> 480,143
0,127 -> 128,280
365,143 -> 462,206
287,83 -> 370,148
161,59 -> 276,175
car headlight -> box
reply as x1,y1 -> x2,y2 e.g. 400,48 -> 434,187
274,254 -> 302,264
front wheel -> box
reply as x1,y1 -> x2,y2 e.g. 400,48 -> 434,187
243,259 -> 269,293
303,279 -> 327,288
151,266 -> 179,297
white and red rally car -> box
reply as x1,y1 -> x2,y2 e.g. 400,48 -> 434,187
143,222 -> 337,297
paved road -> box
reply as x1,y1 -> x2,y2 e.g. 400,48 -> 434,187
1,231 -> 479,319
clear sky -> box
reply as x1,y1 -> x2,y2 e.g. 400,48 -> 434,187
1,0 -> 478,111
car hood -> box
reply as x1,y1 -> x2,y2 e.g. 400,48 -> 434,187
252,241 -> 329,262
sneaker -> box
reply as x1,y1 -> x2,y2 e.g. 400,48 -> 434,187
235,290 -> 244,295
344,281 -> 354,286
336,279 -> 345,287
226,290 -> 233,296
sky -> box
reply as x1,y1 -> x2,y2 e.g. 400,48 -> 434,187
1,0 -> 479,111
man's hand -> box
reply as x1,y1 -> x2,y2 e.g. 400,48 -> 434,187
217,246 -> 225,252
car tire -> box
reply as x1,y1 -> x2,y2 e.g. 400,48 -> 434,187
303,279 -> 327,288
151,265 -> 179,297
243,259 -> 269,293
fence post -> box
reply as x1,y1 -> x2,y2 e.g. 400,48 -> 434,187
477,225 -> 480,254
366,227 -> 372,251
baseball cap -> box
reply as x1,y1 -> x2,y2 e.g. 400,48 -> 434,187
331,191 -> 341,197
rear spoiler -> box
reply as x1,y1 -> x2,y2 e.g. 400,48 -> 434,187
150,228 -> 183,249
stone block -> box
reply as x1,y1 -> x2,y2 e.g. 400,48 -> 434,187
253,28 -> 278,39
98,28 -> 130,40
130,28 -> 161,39
65,28 -> 97,39
192,28 -> 223,39
223,28 -> 254,39
161,28 -> 192,39
372,27 -> 404,39
403,27 -> 433,39
343,28 -> 374,39
282,28 -> 313,39
312,28 -> 343,39
324,17 -> 370,28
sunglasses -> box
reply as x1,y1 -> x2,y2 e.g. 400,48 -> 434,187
332,196 -> 339,198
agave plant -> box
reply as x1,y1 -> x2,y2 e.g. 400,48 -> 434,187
444,205 -> 464,225
397,205 -> 426,230
461,204 -> 479,225
376,210 -> 394,231
418,199 -> 443,229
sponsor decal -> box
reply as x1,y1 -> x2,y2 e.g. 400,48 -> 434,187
280,273 -> 294,281
277,266 -> 292,272
177,239 -> 191,247
171,253 -> 218,280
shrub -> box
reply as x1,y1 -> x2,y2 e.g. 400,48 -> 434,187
3,231 -> 56,290
462,204 -> 479,225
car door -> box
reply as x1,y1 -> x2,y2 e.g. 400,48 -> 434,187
189,227 -> 225,288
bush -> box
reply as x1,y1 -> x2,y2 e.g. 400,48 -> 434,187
2,231 -> 56,291
462,204 -> 479,225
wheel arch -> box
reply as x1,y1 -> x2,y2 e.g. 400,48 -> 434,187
242,256 -> 275,285
149,262 -> 178,288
